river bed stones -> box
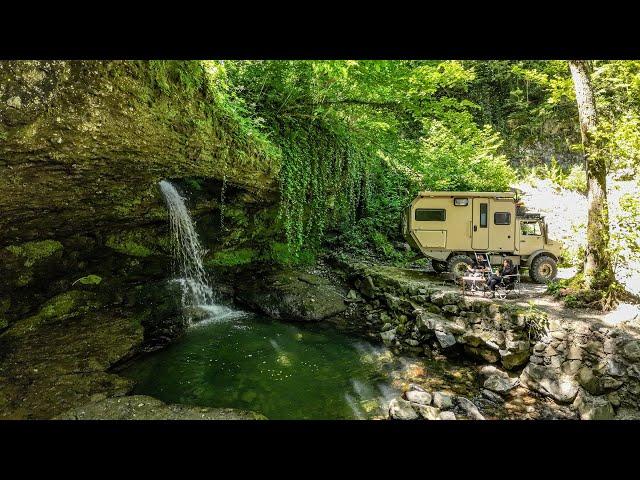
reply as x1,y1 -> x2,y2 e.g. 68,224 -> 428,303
573,391 -> 615,420
329,258 -> 640,420
389,397 -> 420,420
405,390 -> 432,405
389,385 -> 460,420
435,330 -> 457,349
484,374 -> 518,394
432,391 -> 454,409
456,397 -> 485,420
380,328 -> 397,346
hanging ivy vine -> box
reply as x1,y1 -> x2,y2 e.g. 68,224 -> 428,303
277,117 -> 371,260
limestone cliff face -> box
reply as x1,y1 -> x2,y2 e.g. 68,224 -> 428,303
0,60 -> 279,245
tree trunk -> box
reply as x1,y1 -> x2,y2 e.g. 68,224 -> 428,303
568,60 -> 613,289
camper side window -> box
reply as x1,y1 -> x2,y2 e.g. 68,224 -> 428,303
494,212 -> 511,225
480,203 -> 488,228
415,209 -> 446,221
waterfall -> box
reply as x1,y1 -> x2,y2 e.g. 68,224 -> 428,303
159,180 -> 244,324
159,180 -> 215,308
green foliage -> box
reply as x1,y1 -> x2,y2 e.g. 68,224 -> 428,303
263,242 -> 316,266
610,193 -> 640,275
462,60 -> 579,164
74,275 -> 103,286
207,248 -> 258,267
417,122 -> 515,191
159,59 -> 636,271
147,60 -> 282,176
224,60 -> 517,263
546,272 -> 616,309
522,304 -> 549,341
520,157 -> 587,193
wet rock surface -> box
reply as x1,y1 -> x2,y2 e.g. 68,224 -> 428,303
55,395 -> 266,420
234,269 -> 347,322
0,298 -> 144,419
0,276 -> 187,419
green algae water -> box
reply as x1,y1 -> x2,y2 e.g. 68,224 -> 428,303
121,313 -> 409,419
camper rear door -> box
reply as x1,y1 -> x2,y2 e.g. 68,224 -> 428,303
472,199 -> 489,249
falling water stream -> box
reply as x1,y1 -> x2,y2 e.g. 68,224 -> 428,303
158,180 -> 244,324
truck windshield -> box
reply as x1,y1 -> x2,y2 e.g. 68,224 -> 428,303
521,222 -> 541,236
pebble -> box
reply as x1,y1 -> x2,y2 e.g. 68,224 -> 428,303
481,389 -> 504,403
405,390 -> 432,406
457,397 -> 485,420
439,411 -> 456,420
432,391 -> 453,410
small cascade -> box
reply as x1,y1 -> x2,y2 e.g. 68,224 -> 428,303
159,180 -> 243,324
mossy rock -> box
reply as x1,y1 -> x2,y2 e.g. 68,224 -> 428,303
2,239 -> 65,288
2,290 -> 100,337
0,61 -> 279,253
5,239 -> 64,267
0,297 -> 10,313
106,232 -> 155,257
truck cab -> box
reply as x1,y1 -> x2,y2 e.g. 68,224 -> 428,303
402,191 -> 563,283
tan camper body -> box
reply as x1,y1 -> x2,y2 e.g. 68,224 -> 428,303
402,191 -> 563,283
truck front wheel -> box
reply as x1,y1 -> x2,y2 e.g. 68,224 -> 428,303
530,255 -> 558,283
432,260 -> 448,273
447,255 -> 474,279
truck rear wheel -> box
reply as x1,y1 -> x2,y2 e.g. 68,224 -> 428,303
432,260 -> 448,273
447,254 -> 473,279
530,255 -> 558,283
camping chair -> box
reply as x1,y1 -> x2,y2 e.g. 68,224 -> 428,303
493,265 -> 522,299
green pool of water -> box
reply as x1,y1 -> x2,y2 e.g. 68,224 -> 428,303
121,312 -> 408,419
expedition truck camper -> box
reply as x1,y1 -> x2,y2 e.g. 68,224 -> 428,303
402,191 -> 563,283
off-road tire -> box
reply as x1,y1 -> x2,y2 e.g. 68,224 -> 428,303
447,254 -> 474,279
432,260 -> 448,273
530,255 -> 558,284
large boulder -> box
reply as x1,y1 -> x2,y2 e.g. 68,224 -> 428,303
573,391 -> 615,420
519,364 -> 579,404
235,270 -> 347,322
